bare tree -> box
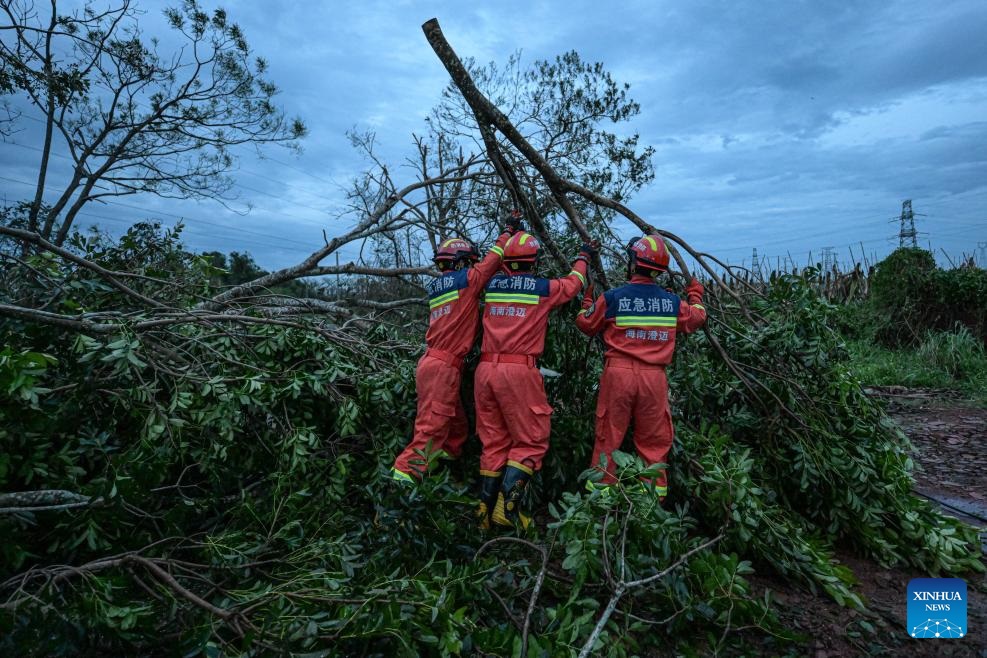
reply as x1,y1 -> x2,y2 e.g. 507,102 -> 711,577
0,0 -> 305,244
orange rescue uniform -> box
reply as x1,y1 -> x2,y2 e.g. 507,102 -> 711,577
474,259 -> 589,476
575,274 -> 706,494
391,233 -> 510,478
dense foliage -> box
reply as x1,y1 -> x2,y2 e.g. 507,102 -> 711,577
1,227 -> 982,656
868,247 -> 987,345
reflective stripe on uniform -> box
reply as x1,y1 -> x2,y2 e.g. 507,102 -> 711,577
490,245 -> 504,257
614,316 -> 677,327
569,269 -> 586,286
429,289 -> 460,308
486,292 -> 541,304
585,480 -> 615,499
644,483 -> 668,496
692,303 -> 705,311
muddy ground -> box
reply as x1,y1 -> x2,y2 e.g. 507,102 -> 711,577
746,389 -> 987,657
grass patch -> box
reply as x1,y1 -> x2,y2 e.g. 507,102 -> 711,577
846,326 -> 987,405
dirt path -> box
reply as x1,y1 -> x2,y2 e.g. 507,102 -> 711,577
885,388 -> 987,536
747,390 -> 987,657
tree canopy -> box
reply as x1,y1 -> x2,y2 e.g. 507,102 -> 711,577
0,0 -> 305,244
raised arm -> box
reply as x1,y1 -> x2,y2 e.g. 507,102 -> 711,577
467,230 -> 511,288
677,277 -> 707,334
469,214 -> 525,288
547,257 -> 589,308
575,286 -> 608,336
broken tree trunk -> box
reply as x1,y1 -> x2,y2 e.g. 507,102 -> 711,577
421,18 -> 794,416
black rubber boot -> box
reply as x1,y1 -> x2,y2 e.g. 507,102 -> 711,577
494,465 -> 532,529
476,472 -> 503,530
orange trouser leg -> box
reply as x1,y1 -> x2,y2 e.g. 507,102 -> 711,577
475,363 -> 553,473
631,369 -> 673,494
497,364 -> 552,472
590,365 -> 636,484
393,354 -> 463,476
474,362 -> 511,474
441,395 -> 469,460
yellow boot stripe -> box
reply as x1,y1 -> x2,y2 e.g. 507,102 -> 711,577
492,493 -> 511,526
477,502 -> 491,529
507,460 -> 534,475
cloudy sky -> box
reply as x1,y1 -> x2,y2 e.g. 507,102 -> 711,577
3,0 -> 986,271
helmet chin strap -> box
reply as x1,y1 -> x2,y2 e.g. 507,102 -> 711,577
625,238 -> 639,278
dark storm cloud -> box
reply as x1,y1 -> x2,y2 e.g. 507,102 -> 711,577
609,1 -> 987,138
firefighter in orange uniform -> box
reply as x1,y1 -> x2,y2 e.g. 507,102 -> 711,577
391,218 -> 522,482
475,231 -> 595,528
575,235 -> 706,499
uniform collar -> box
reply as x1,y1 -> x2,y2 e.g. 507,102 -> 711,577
629,274 -> 656,285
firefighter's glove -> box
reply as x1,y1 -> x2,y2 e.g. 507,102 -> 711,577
685,277 -> 704,304
575,240 -> 601,265
505,211 -> 526,235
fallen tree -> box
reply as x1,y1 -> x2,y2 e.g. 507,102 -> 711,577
0,15 -> 983,657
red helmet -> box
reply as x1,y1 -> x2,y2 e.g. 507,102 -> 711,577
434,237 -> 479,266
628,234 -> 670,272
503,231 -> 540,262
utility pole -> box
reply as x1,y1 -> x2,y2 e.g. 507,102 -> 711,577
897,199 -> 918,248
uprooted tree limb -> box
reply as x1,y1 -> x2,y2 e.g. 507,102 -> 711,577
421,17 -> 786,413
0,490 -> 95,514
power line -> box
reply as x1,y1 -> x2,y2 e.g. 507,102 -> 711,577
736,225 -> 980,270
0,174 -> 316,252
12,108 -> 344,191
73,209 -> 307,253
234,165 -> 342,205
2,138 -> 345,229
710,216 -> 895,255
6,115 -> 984,264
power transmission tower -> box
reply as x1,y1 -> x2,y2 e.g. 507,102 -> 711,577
978,241 -> 987,268
821,246 -> 836,271
898,199 -> 918,247
751,247 -> 762,279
